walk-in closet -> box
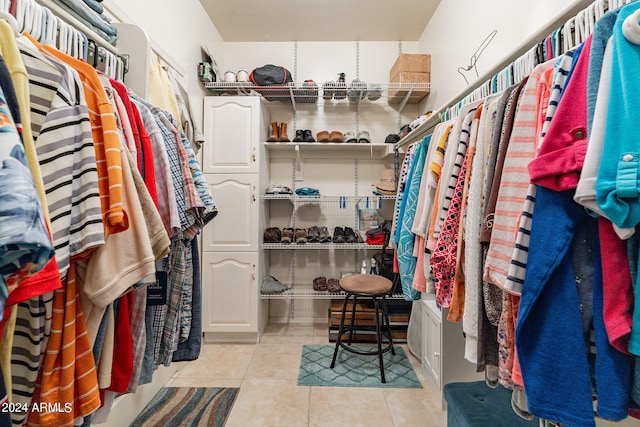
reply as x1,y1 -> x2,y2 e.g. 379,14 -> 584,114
1,0 -> 640,426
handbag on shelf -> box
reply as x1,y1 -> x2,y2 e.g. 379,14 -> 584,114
249,64 -> 293,101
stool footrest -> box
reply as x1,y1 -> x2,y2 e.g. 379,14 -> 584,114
337,327 -> 394,356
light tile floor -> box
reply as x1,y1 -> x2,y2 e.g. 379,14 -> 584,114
167,322 -> 447,427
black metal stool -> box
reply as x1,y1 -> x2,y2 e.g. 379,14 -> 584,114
330,274 -> 395,383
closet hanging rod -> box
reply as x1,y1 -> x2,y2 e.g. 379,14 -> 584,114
397,0 -> 593,148
34,0 -> 118,56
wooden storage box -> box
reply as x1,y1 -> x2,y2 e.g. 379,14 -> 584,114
328,300 -> 410,343
390,53 -> 431,76
388,53 -> 431,104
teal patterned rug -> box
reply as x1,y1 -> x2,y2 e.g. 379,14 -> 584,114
297,344 -> 422,388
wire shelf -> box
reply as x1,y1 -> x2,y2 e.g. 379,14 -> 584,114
261,194 -> 395,202
203,81 -> 430,105
262,243 -> 384,250
261,282 -> 406,300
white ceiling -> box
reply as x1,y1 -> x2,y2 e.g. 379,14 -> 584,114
199,0 -> 441,42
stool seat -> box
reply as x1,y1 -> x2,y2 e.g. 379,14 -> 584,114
339,274 -> 393,295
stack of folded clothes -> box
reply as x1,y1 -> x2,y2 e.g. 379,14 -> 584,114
53,0 -> 118,45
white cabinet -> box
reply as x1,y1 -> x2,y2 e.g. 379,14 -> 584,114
422,298 -> 442,388
202,97 -> 267,174
421,296 -> 483,409
201,96 -> 270,342
201,252 -> 259,333
202,174 -> 259,252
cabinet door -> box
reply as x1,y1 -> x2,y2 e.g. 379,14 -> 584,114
201,252 -> 258,333
202,97 -> 262,174
202,174 -> 259,252
422,300 -> 442,388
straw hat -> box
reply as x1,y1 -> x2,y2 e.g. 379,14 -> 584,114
375,169 -> 397,193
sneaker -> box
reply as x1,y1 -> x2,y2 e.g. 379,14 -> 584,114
332,226 -> 345,243
334,73 -> 347,100
344,131 -> 357,143
357,131 -> 371,144
318,226 -> 331,243
322,81 -> 335,100
261,276 -> 289,294
344,227 -> 358,243
367,83 -> 382,101
307,226 -> 320,243
347,79 -> 367,102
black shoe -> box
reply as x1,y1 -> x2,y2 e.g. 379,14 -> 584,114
332,226 -> 345,243
344,227 -> 357,243
292,129 -> 305,142
303,129 -> 316,142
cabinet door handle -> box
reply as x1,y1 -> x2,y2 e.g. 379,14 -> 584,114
252,153 -> 256,163
434,352 -> 440,358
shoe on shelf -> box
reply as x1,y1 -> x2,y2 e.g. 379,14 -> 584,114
295,228 -> 308,244
327,278 -> 342,293
278,123 -> 290,142
265,183 -> 292,195
281,227 -> 294,244
334,73 -> 347,100
318,226 -> 331,242
313,276 -> 328,291
292,129 -> 305,142
267,121 -> 279,142
317,131 -> 331,143
332,226 -> 345,243
303,129 -> 316,142
263,227 -> 282,243
261,276 -> 289,294
344,227 -> 358,243
322,81 -> 335,100
367,83 -> 382,101
344,131 -> 357,143
307,226 -> 320,243
329,131 -> 344,143
357,130 -> 371,143
347,79 -> 367,102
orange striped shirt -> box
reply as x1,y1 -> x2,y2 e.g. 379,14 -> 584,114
27,264 -> 100,426
484,62 -> 555,290
26,34 -> 126,234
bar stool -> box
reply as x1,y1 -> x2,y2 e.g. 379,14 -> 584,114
330,274 -> 395,383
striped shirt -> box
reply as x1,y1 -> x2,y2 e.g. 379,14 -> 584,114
504,50 -> 576,295
27,264 -> 100,426
36,38 -> 127,234
18,40 -> 104,278
484,60 -> 555,290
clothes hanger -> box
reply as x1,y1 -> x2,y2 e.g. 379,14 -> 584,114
42,8 -> 57,46
29,1 -> 41,40
21,0 -> 32,34
0,10 -> 18,35
80,31 -> 88,61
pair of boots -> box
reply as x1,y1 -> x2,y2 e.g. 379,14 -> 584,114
267,122 -> 290,142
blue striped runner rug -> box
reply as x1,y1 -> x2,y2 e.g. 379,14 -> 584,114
129,387 -> 239,427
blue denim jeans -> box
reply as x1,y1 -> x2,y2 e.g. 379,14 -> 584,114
53,0 -> 117,38
82,0 -> 103,14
